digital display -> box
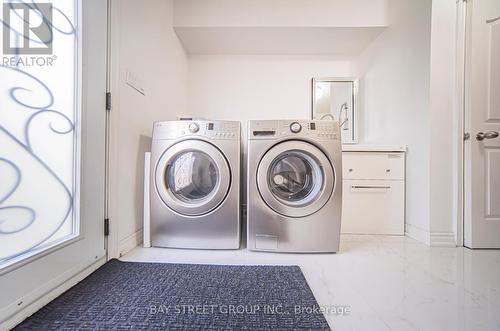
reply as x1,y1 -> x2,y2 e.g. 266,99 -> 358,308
310,123 -> 316,130
208,123 -> 214,130
253,131 -> 276,136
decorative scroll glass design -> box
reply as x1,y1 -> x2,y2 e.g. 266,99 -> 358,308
0,1 -> 80,269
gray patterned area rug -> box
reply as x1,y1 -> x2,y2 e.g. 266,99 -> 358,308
15,259 -> 330,330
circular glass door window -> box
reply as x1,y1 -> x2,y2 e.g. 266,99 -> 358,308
166,151 -> 219,202
267,151 -> 324,207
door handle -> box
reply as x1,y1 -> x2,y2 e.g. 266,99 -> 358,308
476,131 -> 499,141
351,185 -> 391,193
351,185 -> 391,189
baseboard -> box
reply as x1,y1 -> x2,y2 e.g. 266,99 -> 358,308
119,229 -> 143,257
430,232 -> 457,247
405,223 -> 430,245
0,256 -> 106,330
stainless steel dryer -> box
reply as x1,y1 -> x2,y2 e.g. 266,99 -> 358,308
150,120 -> 240,249
247,120 -> 342,253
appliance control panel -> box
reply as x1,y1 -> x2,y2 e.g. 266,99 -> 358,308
248,120 -> 340,140
153,120 -> 240,140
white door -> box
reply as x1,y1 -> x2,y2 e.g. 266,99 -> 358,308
0,0 -> 107,328
464,0 -> 500,248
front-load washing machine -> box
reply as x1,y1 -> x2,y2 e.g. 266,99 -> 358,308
247,120 -> 342,253
150,120 -> 240,249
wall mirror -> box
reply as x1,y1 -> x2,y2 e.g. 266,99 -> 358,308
312,78 -> 358,144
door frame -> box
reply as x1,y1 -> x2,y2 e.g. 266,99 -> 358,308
455,0 -> 467,247
106,0 -> 121,260
459,0 -> 500,248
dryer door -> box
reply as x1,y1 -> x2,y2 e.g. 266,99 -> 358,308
257,140 -> 335,218
155,140 -> 231,216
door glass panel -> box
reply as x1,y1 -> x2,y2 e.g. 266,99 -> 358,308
268,151 -> 323,205
166,151 -> 219,202
0,1 -> 80,269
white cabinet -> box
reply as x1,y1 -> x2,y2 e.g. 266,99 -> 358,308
341,151 -> 405,235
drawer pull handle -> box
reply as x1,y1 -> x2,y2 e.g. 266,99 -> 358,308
348,168 -> 353,172
351,185 -> 391,189
386,169 -> 391,172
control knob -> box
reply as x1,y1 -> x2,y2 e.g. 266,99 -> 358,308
290,122 -> 302,133
188,123 -> 200,133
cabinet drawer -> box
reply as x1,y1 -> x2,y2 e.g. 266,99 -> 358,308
341,180 -> 405,235
342,152 -> 405,180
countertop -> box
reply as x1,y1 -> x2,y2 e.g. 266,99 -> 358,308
341,144 -> 407,152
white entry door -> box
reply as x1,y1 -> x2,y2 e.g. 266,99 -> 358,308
464,0 -> 500,248
0,0 -> 107,328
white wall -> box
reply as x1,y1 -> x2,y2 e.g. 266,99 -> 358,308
187,55 -> 353,127
173,0 -> 389,55
355,0 -> 432,241
174,0 -> 389,27
108,0 -> 188,257
186,0 -> 433,238
428,0 -> 459,243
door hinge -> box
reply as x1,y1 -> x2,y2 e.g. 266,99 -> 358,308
104,218 -> 110,236
106,92 -> 111,111
464,132 -> 470,141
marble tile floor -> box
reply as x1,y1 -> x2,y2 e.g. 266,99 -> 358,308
122,235 -> 500,331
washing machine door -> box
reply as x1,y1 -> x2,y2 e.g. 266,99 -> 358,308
257,140 -> 335,218
155,140 -> 231,216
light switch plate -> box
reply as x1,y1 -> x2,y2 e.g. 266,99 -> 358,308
126,69 -> 145,95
